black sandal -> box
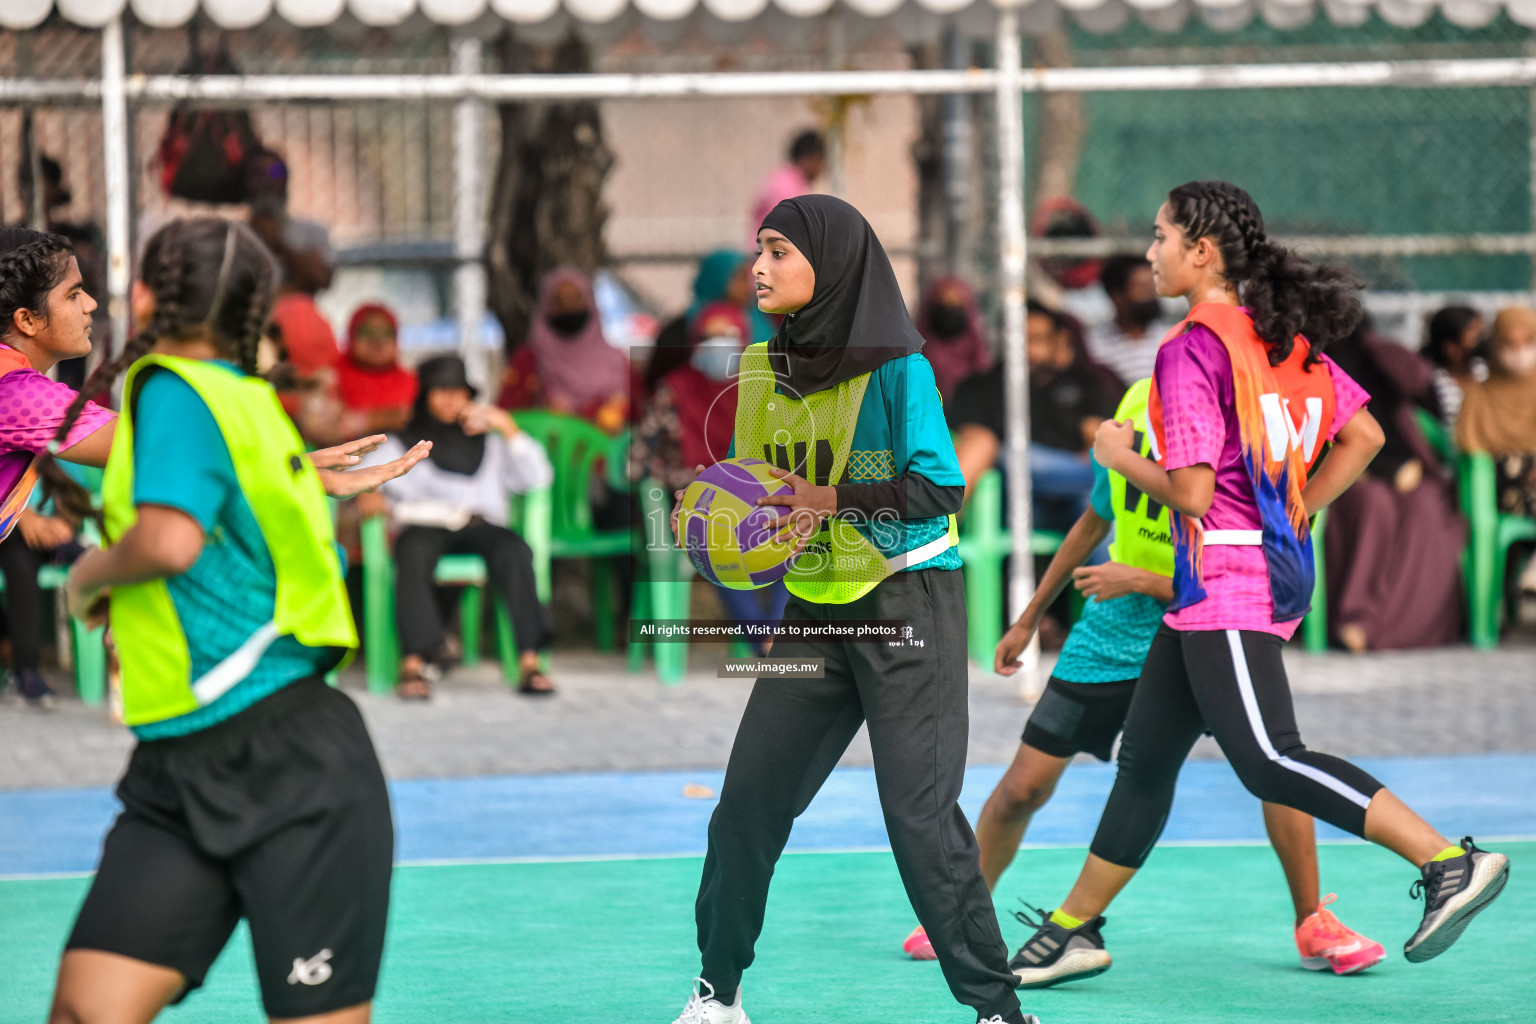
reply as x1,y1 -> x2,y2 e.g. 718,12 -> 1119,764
517,668 -> 556,697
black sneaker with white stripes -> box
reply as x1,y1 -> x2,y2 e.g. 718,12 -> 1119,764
1403,836 -> 1510,963
1008,902 -> 1112,989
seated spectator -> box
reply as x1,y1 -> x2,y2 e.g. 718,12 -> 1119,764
1421,304 -> 1486,427
645,250 -> 775,400
248,151 -> 340,378
1456,306 -> 1536,598
1086,254 -> 1170,387
359,355 -> 556,700
915,275 -> 992,405
497,267 -> 628,433
631,302 -> 787,656
1323,320 -> 1465,651
948,299 -> 1122,533
335,303 -> 417,434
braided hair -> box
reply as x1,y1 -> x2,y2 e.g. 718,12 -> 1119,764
0,228 -> 75,343
1165,181 -> 1362,367
52,218 -> 278,451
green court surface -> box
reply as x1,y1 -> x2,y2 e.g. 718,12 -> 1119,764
3,843 -> 1528,1023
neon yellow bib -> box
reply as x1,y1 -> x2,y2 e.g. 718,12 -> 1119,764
1107,378 -> 1174,577
734,343 -> 956,604
102,356 -> 357,726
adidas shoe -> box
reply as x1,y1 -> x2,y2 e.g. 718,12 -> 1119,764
670,978 -> 749,1024
1009,902 -> 1112,989
1295,894 -> 1385,975
903,924 -> 937,961
1404,837 -> 1509,963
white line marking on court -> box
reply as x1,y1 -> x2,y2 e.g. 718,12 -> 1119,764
7,834 -> 1534,880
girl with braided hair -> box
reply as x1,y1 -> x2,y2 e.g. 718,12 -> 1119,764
48,217 -> 430,1024
0,228 -> 114,706
1009,182 -> 1507,989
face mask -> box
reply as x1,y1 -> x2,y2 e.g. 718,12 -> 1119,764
1124,297 -> 1163,329
548,310 -> 590,338
1500,345 -> 1536,376
691,337 -> 741,381
928,304 -> 970,340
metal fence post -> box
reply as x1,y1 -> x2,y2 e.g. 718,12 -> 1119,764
453,36 -> 489,391
995,9 -> 1038,691
101,17 -> 132,366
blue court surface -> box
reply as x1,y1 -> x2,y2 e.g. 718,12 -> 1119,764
4,752 -> 1533,875
3,753 -> 1533,1024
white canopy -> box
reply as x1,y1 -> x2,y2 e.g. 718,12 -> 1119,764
11,0 -> 1536,38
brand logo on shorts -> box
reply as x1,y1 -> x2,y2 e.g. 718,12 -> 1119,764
288,949 -> 334,986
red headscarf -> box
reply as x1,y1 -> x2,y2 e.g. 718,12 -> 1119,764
664,302 -> 746,470
335,303 -> 418,412
270,293 -> 340,375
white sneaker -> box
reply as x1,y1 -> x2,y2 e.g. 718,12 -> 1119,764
979,1015 -> 1042,1024
670,978 -> 750,1024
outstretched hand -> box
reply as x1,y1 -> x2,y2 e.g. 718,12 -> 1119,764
309,435 -> 388,470
316,440 -> 433,499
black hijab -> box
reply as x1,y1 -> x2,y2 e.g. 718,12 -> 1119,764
398,355 -> 486,477
760,195 -> 925,396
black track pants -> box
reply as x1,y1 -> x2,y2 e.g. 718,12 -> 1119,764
394,522 -> 547,659
694,568 -> 1022,1022
1091,626 -> 1385,869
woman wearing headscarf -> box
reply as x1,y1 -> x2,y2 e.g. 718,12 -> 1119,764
666,196 -> 1036,1024
1457,306 -> 1536,596
632,302 -> 789,656
496,267 -> 629,432
335,303 -> 417,433
1324,319 -> 1466,651
360,355 -> 556,699
915,274 -> 993,404
645,249 -> 777,398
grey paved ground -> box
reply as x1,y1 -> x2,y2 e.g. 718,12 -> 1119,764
3,639 -> 1534,791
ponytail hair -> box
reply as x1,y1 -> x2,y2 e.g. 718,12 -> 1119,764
51,217 -> 278,452
0,228 -> 75,343
1165,181 -> 1362,367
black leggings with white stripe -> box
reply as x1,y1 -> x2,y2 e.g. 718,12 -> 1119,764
1090,626 -> 1384,869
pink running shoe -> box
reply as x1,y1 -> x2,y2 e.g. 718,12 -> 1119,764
1295,894 -> 1385,975
903,925 -> 937,961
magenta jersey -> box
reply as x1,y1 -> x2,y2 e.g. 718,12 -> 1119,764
0,360 -> 115,537
1153,325 -> 1368,638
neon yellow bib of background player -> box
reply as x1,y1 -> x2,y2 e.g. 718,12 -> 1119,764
734,342 -> 892,605
102,355 -> 357,727
1107,378 -> 1175,577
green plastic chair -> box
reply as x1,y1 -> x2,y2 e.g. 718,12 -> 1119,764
501,411 -> 631,652
1301,508 -> 1329,653
955,469 -> 1066,666
1461,449 -> 1536,649
361,486 -> 552,695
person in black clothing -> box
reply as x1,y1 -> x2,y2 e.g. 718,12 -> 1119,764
949,299 -> 1122,532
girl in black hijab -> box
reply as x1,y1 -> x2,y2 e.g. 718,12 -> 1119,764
360,355 -> 557,699
668,196 -> 1037,1024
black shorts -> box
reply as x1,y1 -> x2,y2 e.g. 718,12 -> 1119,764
1021,676 -> 1138,762
67,676 -> 394,1019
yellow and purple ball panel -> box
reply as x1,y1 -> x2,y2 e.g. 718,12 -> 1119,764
679,458 -> 798,591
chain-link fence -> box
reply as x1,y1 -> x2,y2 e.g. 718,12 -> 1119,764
5,18 -> 1536,347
